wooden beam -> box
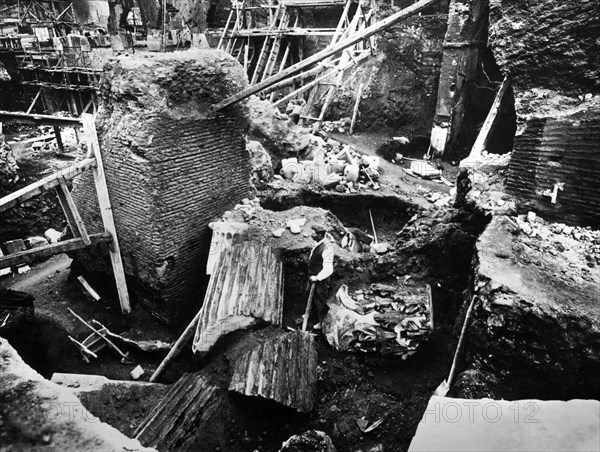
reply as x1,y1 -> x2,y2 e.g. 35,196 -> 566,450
463,77 -> 510,163
0,110 -> 83,128
272,53 -> 369,108
0,158 -> 96,213
0,233 -> 112,268
82,114 -> 131,316
53,126 -> 65,152
349,82 -> 364,135
213,0 -> 438,110
261,56 -> 341,96
56,180 -> 91,245
26,88 -> 42,114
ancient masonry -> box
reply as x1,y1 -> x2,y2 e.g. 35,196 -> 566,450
72,50 -> 253,325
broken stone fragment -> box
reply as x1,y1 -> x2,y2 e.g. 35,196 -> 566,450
344,163 -> 360,183
287,218 -> 307,234
279,430 -> 336,452
519,223 -> 533,235
24,236 -> 49,249
370,242 -> 390,254
272,228 -> 285,237
2,239 -> 26,255
130,365 -> 145,380
44,228 -> 62,244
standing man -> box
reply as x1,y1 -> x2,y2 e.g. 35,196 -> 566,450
307,225 -> 335,330
454,167 -> 472,208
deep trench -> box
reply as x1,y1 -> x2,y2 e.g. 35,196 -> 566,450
2,188 -> 492,450
3,188 -> 591,451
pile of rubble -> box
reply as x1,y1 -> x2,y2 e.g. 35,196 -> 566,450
512,212 -> 600,272
279,142 -> 381,193
321,118 -> 352,134
0,132 -> 19,185
323,283 -> 433,358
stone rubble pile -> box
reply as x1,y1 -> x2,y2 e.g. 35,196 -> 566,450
279,140 -> 381,193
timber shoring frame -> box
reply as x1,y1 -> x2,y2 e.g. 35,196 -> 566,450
0,111 -> 131,315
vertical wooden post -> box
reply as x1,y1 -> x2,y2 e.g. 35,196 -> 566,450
349,82 -> 364,135
53,126 -> 64,152
81,114 -> 131,315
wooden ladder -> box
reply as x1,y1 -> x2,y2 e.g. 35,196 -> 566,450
0,112 -> 131,315
260,8 -> 291,83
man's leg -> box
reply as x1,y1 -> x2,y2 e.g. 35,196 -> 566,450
313,279 -> 331,324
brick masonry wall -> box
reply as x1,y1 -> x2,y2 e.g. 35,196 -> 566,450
72,50 -> 252,325
507,105 -> 600,228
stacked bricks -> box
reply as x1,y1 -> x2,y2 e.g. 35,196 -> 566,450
507,105 -> 600,228
71,49 -> 252,326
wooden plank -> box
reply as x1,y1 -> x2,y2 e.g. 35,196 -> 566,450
217,8 -> 234,50
0,110 -> 83,128
0,158 -> 96,213
261,56 -> 341,96
77,275 -> 101,301
26,88 -> 42,114
464,77 -> 510,162
0,232 -> 112,269
349,81 -> 364,135
213,0 -> 438,111
81,114 -> 131,316
56,180 -> 91,245
53,126 -> 65,152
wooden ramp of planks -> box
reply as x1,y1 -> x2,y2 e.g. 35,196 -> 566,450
192,238 -> 284,353
135,373 -> 224,450
0,111 -> 131,315
229,330 -> 317,413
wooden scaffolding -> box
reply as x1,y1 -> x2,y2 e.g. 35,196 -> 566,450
217,0 -> 376,131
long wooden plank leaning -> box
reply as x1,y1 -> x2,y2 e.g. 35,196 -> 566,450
81,114 -> 131,315
0,158 -> 97,213
212,0 -> 439,111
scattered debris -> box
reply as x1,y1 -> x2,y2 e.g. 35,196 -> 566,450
130,365 -> 145,380
273,227 -> 285,237
287,218 -> 307,234
356,416 -> 385,433
68,308 -> 132,364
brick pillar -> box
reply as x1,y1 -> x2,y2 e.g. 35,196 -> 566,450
72,50 -> 253,325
